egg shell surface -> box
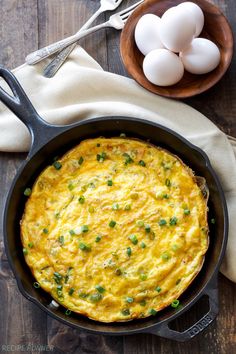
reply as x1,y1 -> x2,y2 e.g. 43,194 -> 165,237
134,14 -> 164,56
143,49 -> 184,86
180,38 -> 221,74
159,6 -> 196,52
178,2 -> 204,37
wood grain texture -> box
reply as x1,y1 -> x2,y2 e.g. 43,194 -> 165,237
0,1 -> 235,353
0,1 -> 47,353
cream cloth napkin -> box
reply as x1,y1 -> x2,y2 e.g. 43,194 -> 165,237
0,47 -> 235,282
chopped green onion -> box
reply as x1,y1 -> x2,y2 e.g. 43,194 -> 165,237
65,309 -> 71,316
23,248 -> 28,255
156,286 -> 162,293
184,209 -> 190,215
95,285 -> 105,293
96,143 -> 101,147
136,220 -> 144,227
78,292 -> 88,299
64,267 -> 73,283
109,220 -> 116,228
127,247 -> 132,257
28,242 -> 34,248
171,299 -> 180,308
112,203 -> 119,210
58,235 -> 64,245
69,288 -> 75,296
211,218 -> 216,224
120,133 -> 126,138
149,308 -> 157,316
161,252 -> 171,261
162,194 -> 169,199
140,300 -> 146,306
165,178 -> 171,187
170,217 -> 178,226
90,293 -> 102,302
78,156 -> 84,165
124,204 -> 131,210
79,242 -> 91,251
176,279 -> 181,285
138,160 -> 146,167
140,241 -> 146,249
54,272 -> 63,284
68,183 -> 74,191
126,297 -> 134,303
162,161 -> 173,170
33,282 -> 40,288
43,228 -> 48,234
95,235 -> 102,242
107,179 -> 113,186
129,234 -> 138,245
24,188 -> 32,197
53,161 -> 62,170
69,229 -> 75,236
57,290 -> 63,297
123,153 -> 133,165
81,225 -> 89,233
140,274 -> 147,281
78,195 -> 85,204
145,224 -> 151,233
159,219 -> 167,226
97,152 -> 107,162
121,309 -> 130,316
55,212 -> 60,219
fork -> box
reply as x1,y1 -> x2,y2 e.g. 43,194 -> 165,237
25,0 -> 144,66
43,0 -> 124,78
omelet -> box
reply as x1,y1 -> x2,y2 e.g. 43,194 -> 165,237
21,137 -> 209,322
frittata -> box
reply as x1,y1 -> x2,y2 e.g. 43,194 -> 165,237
21,137 -> 209,322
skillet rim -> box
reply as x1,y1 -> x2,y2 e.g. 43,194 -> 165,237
3,116 -> 229,336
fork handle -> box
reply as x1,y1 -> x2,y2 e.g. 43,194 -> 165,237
43,44 -> 77,77
25,21 -> 109,65
43,8 -> 103,78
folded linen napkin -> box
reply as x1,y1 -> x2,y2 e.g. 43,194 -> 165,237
0,47 -> 235,282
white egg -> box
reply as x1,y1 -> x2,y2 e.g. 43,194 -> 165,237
134,14 -> 164,56
143,49 -> 184,86
178,2 -> 204,37
159,6 -> 196,52
180,38 -> 221,74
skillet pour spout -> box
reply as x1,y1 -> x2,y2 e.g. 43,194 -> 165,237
0,66 -> 228,341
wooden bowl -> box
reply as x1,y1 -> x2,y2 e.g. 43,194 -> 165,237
120,0 -> 234,98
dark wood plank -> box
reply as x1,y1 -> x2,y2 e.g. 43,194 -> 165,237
37,0 -> 108,70
185,0 -> 236,137
0,1 -> 48,352
0,0 -> 38,69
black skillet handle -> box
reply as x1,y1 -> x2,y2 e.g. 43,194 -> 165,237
147,276 -> 219,342
0,66 -> 62,154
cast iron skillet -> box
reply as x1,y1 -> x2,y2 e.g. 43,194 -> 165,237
0,67 -> 228,342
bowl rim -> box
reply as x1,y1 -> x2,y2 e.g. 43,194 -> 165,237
120,0 -> 234,98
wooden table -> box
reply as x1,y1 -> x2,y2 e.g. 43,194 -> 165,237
0,1 -> 235,353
